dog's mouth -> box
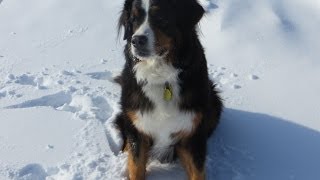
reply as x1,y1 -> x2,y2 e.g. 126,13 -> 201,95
132,48 -> 152,63
132,48 -> 169,63
133,56 -> 142,63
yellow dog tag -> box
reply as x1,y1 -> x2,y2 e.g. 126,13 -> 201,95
163,83 -> 173,101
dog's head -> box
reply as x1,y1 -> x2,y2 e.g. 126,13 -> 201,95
118,0 -> 204,62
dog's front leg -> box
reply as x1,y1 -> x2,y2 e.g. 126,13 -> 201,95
127,136 -> 150,180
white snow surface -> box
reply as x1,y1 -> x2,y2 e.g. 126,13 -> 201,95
0,0 -> 320,179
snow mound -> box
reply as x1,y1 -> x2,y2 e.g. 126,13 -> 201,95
58,94 -> 113,122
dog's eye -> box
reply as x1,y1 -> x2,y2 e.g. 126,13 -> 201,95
130,15 -> 138,23
152,15 -> 168,25
156,17 -> 166,24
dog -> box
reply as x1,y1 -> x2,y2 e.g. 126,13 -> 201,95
115,0 -> 223,179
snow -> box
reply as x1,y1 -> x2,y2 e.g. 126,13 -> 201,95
0,0 -> 320,179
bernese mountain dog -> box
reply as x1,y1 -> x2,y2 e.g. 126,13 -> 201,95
115,0 -> 223,179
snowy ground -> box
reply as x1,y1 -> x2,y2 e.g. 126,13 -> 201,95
0,0 -> 320,179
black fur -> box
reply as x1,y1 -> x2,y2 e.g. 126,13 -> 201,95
115,0 -> 223,178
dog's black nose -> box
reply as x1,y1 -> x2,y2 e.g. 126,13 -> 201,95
132,35 -> 148,49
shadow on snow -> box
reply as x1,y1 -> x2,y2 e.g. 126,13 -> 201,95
148,108 -> 320,180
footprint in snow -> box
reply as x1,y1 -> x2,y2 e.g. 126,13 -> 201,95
86,71 -> 112,81
249,74 -> 259,80
230,73 -> 238,78
9,74 -> 47,89
14,74 -> 37,86
15,94 -> 23,98
60,70 -> 74,76
101,59 -> 108,64
0,91 -> 6,99
6,74 -> 15,81
57,80 -> 64,85
0,91 -> 21,99
46,145 -> 54,150
232,84 -> 242,89
18,164 -> 47,180
8,90 -> 16,96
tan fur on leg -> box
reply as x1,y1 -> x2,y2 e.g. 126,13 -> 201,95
127,141 -> 149,180
177,147 -> 205,180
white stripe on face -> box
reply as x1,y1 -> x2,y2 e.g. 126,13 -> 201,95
131,0 -> 155,59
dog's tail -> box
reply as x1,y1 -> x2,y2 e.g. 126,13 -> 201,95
206,80 -> 224,137
209,80 -> 223,119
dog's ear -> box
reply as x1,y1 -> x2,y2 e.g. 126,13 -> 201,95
118,0 -> 134,41
174,0 -> 204,29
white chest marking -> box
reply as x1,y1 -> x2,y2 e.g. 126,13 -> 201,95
133,60 -> 196,156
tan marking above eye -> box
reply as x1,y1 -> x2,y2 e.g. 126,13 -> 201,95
132,7 -> 139,17
150,6 -> 160,11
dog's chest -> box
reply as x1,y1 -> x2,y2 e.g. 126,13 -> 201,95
133,61 -> 195,149
134,93 -> 195,148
